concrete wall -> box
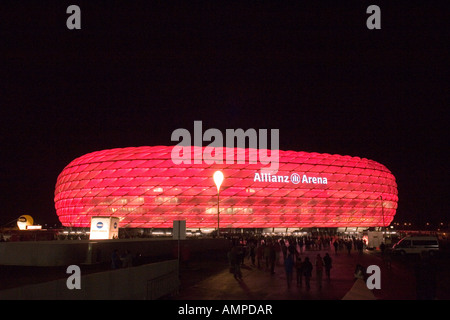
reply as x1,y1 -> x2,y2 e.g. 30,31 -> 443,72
0,241 -> 89,266
0,259 -> 179,300
0,238 -> 230,266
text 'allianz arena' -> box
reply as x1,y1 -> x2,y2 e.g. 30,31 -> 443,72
54,146 -> 398,228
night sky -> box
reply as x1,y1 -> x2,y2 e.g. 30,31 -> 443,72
1,1 -> 448,227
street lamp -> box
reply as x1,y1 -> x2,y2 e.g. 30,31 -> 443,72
380,195 -> 386,240
213,170 -> 224,237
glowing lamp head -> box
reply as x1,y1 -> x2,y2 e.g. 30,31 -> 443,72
213,171 -> 224,192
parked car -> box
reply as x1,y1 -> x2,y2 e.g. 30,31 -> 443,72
392,236 -> 440,256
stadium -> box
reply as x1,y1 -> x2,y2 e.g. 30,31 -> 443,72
54,146 -> 398,233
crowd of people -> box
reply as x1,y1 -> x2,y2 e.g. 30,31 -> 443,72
227,235 -> 365,289
111,249 -> 135,268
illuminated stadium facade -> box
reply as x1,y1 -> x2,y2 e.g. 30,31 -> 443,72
54,146 -> 398,229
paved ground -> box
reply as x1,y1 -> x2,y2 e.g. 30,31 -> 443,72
173,247 -> 448,300
0,244 -> 448,300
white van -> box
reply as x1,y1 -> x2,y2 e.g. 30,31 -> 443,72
392,236 -> 440,256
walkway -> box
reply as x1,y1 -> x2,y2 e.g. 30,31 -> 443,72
174,248 -> 417,300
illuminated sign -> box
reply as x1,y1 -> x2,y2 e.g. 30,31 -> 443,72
89,217 -> 119,240
253,172 -> 328,184
26,225 -> 42,230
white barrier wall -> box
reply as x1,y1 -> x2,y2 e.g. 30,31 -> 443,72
0,259 -> 179,300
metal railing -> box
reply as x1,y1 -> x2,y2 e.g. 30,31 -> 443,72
146,270 -> 179,300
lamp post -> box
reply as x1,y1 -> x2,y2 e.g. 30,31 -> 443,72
380,195 -> 385,239
213,170 -> 224,237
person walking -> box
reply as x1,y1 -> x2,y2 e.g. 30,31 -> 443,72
264,241 -> 270,270
333,240 -> 339,254
284,252 -> 295,288
295,255 -> 303,287
354,264 -> 366,280
111,249 -> 121,269
288,239 -> 296,256
269,242 -> 276,274
121,249 -> 133,268
346,240 -> 352,255
298,237 -> 304,254
237,245 -> 245,266
281,240 -> 287,261
249,241 -> 256,266
315,253 -> 324,288
274,239 -> 281,265
302,257 -> 313,290
323,252 -> 332,281
357,239 -> 364,254
379,242 -> 386,255
229,246 -> 242,281
256,242 -> 264,269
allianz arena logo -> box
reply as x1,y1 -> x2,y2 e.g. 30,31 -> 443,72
290,173 -> 301,184
254,172 -> 328,185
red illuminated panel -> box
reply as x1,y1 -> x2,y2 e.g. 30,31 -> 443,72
54,146 -> 398,228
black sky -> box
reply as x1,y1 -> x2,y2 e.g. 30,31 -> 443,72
1,1 -> 448,227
